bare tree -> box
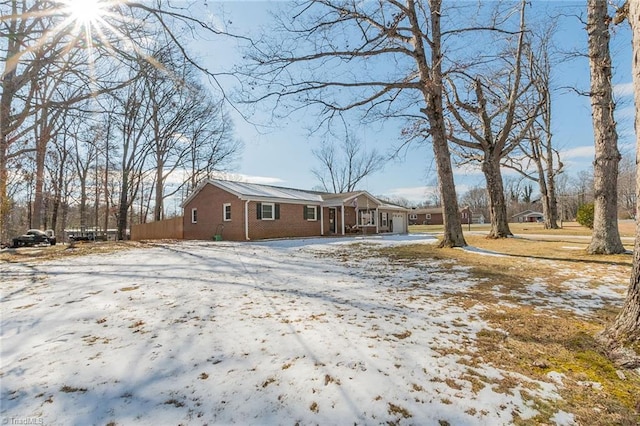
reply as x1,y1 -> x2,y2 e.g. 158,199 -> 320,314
144,45 -> 197,222
184,102 -> 242,195
586,0 -> 625,254
1,0 -> 244,239
71,122 -> 101,232
617,151 -> 636,219
444,0 -> 540,239
599,0 -> 639,368
503,24 -> 563,230
312,134 -> 385,193
460,186 -> 490,221
243,0 -> 467,247
113,75 -> 153,240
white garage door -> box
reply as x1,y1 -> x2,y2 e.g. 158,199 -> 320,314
392,214 -> 405,233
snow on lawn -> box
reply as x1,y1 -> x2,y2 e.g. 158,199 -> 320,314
2,235 -> 570,425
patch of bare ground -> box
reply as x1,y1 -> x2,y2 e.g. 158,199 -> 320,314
0,240 -> 154,263
409,220 -> 636,238
376,235 -> 640,425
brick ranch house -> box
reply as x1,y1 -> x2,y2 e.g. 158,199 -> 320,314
182,179 -> 410,241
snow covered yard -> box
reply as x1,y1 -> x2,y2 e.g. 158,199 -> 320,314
0,235 -> 627,425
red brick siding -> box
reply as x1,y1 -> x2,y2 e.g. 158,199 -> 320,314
409,213 -> 443,225
247,202 -> 322,240
183,184 -> 246,241
183,183 -> 404,240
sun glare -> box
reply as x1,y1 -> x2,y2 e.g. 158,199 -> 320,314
64,0 -> 105,25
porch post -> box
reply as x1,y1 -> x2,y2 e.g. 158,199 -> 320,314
320,205 -> 324,236
376,208 -> 379,234
341,205 -> 345,235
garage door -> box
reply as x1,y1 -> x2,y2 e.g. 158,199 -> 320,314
392,214 -> 405,233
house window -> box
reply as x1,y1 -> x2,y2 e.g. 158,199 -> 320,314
409,213 -> 418,220
262,203 -> 274,220
304,205 -> 317,221
358,209 -> 376,226
223,203 -> 231,221
425,214 -> 431,219
381,212 -> 388,227
256,202 -> 279,220
191,208 -> 198,224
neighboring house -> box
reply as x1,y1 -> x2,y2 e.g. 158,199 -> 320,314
182,179 -> 409,241
408,206 -> 482,225
512,210 -> 544,223
408,207 -> 442,225
460,206 -> 486,225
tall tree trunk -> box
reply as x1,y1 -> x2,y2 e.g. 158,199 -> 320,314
544,147 -> 560,229
154,157 -> 164,221
483,158 -> 512,238
32,92 -> 51,231
540,70 -> 560,230
103,123 -> 111,234
117,171 -> 129,240
79,176 -> 88,231
419,0 -> 466,248
599,0 -> 639,368
587,0 -> 625,254
0,0 -> 19,241
0,97 -> 10,240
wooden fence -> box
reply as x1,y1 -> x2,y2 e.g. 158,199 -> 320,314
131,217 -> 184,241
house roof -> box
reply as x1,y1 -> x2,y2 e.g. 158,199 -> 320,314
212,179 -> 325,203
411,207 -> 442,214
410,206 -> 474,215
182,179 -> 408,211
512,210 -> 544,218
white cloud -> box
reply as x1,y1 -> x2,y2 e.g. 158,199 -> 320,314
207,172 -> 285,185
453,163 -> 483,176
614,82 -> 634,98
561,145 -> 594,160
239,174 -> 286,185
385,186 -> 438,203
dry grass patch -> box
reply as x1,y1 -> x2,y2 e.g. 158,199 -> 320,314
60,385 -> 87,393
475,306 -> 640,425
0,241 -> 143,263
376,235 -> 640,425
409,220 -> 635,238
387,402 -> 412,419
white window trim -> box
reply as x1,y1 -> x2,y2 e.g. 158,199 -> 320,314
358,209 -> 376,226
262,202 -> 275,220
306,205 -> 317,221
191,208 -> 198,224
409,214 -> 418,220
223,203 -> 232,221
426,214 -> 431,219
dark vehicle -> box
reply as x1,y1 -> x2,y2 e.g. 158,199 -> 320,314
11,229 -> 57,248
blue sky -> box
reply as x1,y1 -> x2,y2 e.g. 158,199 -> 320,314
191,1 -> 634,205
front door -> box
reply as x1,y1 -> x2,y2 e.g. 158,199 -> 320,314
329,208 -> 336,233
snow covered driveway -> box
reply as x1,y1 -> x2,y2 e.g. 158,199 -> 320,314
2,236 -> 563,425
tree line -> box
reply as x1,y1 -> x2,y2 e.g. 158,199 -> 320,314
1,1 -> 241,242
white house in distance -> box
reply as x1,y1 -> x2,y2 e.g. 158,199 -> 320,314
511,210 -> 544,223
